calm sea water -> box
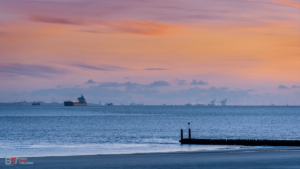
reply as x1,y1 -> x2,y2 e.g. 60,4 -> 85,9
1,105 -> 300,157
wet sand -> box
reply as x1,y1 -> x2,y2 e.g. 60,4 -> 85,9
2,147 -> 300,169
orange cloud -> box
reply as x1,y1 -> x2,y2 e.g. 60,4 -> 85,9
100,19 -> 181,36
29,16 -> 182,36
274,0 -> 300,8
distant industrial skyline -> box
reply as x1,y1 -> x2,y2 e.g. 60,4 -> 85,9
0,0 -> 299,104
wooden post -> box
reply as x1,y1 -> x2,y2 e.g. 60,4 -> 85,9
189,128 -> 191,139
181,129 -> 183,140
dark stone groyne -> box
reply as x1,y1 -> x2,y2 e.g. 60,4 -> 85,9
180,138 -> 300,146
180,129 -> 300,146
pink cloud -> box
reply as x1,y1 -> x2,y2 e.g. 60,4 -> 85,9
2,0 -> 297,28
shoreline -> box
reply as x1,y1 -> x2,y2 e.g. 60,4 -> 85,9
2,147 -> 300,168
0,144 -> 264,158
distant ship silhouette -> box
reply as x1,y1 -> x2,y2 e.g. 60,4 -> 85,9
64,95 -> 87,106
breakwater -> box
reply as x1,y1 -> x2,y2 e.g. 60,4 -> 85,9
180,129 -> 300,146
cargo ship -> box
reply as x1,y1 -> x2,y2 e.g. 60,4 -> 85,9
64,95 -> 87,106
32,102 -> 40,106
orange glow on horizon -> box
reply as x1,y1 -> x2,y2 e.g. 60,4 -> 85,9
0,0 -> 299,95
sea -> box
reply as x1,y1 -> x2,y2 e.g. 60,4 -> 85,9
1,105 -> 300,158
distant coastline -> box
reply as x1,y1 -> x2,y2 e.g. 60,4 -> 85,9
0,102 -> 298,107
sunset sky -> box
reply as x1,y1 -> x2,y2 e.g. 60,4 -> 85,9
0,0 -> 299,105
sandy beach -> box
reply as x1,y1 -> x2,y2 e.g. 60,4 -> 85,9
2,147 -> 300,169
